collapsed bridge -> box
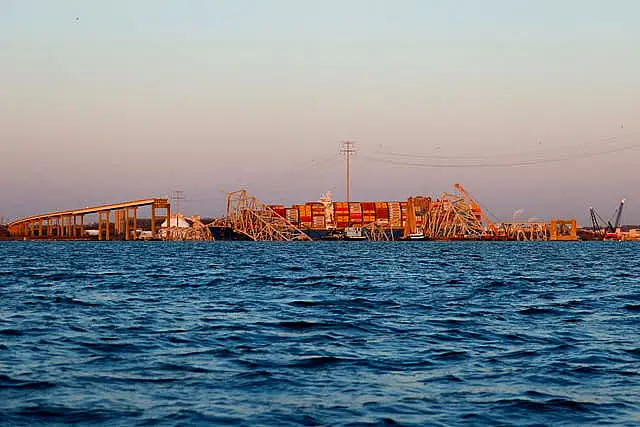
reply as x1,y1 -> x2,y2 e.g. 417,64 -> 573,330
8,198 -> 170,240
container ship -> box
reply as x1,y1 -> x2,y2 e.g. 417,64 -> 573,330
208,192 -> 412,241
274,199 -> 408,240
207,187 -> 581,242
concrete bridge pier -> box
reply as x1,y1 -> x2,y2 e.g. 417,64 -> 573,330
98,211 -> 110,241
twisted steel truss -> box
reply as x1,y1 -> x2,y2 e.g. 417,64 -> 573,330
500,222 -> 549,241
361,221 -> 395,241
426,193 -> 486,239
225,189 -> 312,241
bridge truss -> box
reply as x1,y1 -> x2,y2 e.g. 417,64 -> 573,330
225,189 -> 312,241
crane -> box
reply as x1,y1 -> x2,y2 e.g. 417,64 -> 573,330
589,199 -> 625,240
613,199 -> 625,230
605,199 -> 625,239
589,207 -> 604,237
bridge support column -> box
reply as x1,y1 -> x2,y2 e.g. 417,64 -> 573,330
98,211 -> 111,240
74,215 -> 83,238
105,211 -> 110,240
129,207 -> 137,240
151,200 -> 170,239
151,207 -> 156,237
114,210 -> 120,237
63,215 -> 69,238
71,215 -> 77,238
124,208 -> 138,240
124,208 -> 129,240
98,212 -> 105,240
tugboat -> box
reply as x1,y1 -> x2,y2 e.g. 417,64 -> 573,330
344,226 -> 366,240
321,229 -> 345,240
405,226 -> 426,240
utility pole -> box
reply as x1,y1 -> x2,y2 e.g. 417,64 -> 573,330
340,141 -> 356,204
172,190 -> 184,224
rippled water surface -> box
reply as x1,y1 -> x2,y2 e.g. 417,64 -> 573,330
1,241 -> 639,426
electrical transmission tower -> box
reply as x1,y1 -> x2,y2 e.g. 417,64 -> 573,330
172,190 -> 184,217
340,140 -> 356,204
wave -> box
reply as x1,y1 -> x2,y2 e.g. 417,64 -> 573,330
2,241 -> 640,426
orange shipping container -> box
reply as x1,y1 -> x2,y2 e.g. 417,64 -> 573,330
312,216 -> 326,229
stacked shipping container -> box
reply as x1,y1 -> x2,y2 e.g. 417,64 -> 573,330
400,202 -> 408,227
270,200 -> 413,230
285,207 -> 298,224
388,202 -> 402,227
297,204 -> 312,228
349,203 -> 362,224
311,203 -> 325,229
362,202 -> 376,224
375,202 -> 389,226
334,202 -> 349,229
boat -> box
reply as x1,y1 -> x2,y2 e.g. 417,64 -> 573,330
405,226 -> 426,240
344,226 -> 366,241
406,232 -> 425,240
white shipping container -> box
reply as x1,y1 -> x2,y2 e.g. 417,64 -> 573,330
286,209 -> 299,223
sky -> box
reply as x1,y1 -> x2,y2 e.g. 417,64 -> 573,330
1,0 -> 639,225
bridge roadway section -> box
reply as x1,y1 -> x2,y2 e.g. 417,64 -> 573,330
8,198 -> 170,240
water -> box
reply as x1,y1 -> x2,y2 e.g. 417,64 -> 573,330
1,241 -> 639,426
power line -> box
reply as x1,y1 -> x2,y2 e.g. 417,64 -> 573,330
373,131 -> 638,162
361,140 -> 639,168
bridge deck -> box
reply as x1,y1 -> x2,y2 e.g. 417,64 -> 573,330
8,198 -> 170,240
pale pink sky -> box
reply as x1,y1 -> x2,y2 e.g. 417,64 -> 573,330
1,1 -> 639,225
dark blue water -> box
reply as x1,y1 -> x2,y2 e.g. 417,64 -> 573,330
1,241 -> 639,426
